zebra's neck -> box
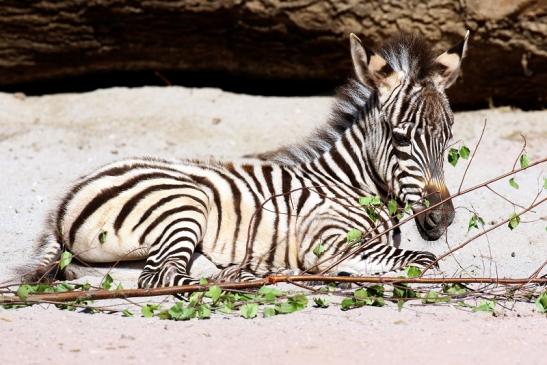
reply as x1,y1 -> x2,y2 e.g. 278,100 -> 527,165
287,88 -> 393,200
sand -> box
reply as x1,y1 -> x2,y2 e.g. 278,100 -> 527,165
0,86 -> 545,364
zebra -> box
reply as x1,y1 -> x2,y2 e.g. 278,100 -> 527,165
21,31 -> 468,288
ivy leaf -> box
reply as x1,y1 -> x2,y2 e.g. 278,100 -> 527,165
543,178 -> 547,190
313,297 -> 330,308
313,243 -> 326,257
353,288 -> 369,301
359,195 -> 382,207
535,291 -> 547,313
473,300 -> 495,313
404,266 -> 421,278
240,303 -> 258,319
197,304 -> 211,319
263,306 -> 277,318
423,199 -> 430,208
459,145 -> 471,159
519,154 -> 529,168
467,213 -> 484,232
447,148 -> 460,167
59,251 -> 73,270
205,285 -> 222,303
98,230 -> 108,244
258,286 -> 282,302
443,283 -> 468,296
508,213 -> 520,230
340,297 -> 355,311
509,177 -> 519,189
16,284 -> 31,301
141,304 -> 159,318
100,273 -> 113,290
122,309 -> 134,317
387,199 -> 398,216
346,229 -> 362,245
199,278 -> 208,285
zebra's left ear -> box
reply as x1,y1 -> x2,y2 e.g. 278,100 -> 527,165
433,30 -> 470,89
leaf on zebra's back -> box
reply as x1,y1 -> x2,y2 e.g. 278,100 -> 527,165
346,228 -> 362,244
459,145 -> 471,159
240,303 -> 258,319
59,251 -> 73,270
509,177 -> 519,189
98,230 -> 108,244
508,213 -> 520,230
447,148 -> 460,167
519,153 -> 529,168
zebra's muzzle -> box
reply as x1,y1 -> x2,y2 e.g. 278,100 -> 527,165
414,184 -> 455,241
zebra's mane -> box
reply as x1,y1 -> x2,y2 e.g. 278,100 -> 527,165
269,32 -> 437,165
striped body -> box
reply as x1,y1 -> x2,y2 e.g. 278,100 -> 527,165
23,31 -> 470,287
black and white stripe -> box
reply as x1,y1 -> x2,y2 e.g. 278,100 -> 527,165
22,31 -> 469,287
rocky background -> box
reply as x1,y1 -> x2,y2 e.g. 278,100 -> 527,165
0,0 -> 545,109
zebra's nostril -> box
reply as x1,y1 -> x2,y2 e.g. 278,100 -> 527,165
425,211 -> 443,227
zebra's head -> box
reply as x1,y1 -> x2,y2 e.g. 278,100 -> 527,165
350,32 -> 469,240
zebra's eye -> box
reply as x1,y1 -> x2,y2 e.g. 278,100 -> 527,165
392,131 -> 410,146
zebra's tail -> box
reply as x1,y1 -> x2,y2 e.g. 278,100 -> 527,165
14,233 -> 64,283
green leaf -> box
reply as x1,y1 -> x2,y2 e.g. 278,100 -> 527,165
467,213 -> 484,232
59,251 -> 73,270
422,290 -> 449,304
346,229 -> 362,244
197,304 -> 211,319
359,196 -> 382,206
404,266 -> 421,278
141,304 -> 159,318
443,283 -> 468,296
354,288 -> 369,301
519,154 -> 529,168
340,297 -> 355,311
473,300 -> 495,313
535,291 -> 547,313
367,285 -> 385,298
100,273 -> 113,290
54,282 -> 74,292
199,278 -> 208,285
122,309 -> 134,317
396,300 -> 404,311
16,284 -> 31,301
313,297 -> 329,308
403,203 -> 412,214
287,294 -> 308,310
447,148 -> 460,167
98,230 -> 108,244
509,177 -> 519,189
240,303 -> 258,319
423,198 -> 430,208
393,284 -> 417,299
387,199 -> 398,216
508,213 -> 520,230
543,178 -> 547,190
313,243 -> 326,257
257,286 -> 282,302
263,306 -> 277,318
205,285 -> 222,303
459,145 -> 471,159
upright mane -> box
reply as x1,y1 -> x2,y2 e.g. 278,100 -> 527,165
267,32 -> 437,165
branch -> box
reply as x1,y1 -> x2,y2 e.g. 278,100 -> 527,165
2,275 -> 546,304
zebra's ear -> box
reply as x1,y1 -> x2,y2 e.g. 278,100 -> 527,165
350,33 -> 397,94
433,30 -> 470,89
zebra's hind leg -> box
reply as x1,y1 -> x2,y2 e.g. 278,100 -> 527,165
335,241 -> 438,276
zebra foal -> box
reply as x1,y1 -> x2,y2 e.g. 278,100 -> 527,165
21,31 -> 469,288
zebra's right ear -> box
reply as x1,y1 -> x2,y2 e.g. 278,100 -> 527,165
350,33 -> 396,94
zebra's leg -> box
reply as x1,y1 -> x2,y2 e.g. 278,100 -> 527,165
138,215 -> 207,288
209,265 -> 259,283
334,241 -> 438,276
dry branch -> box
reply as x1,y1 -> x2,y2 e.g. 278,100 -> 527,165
2,275 -> 546,305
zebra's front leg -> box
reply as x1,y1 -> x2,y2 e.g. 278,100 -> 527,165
138,225 -> 203,288
335,241 -> 438,276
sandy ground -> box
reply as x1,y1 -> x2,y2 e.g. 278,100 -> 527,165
0,86 -> 546,364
